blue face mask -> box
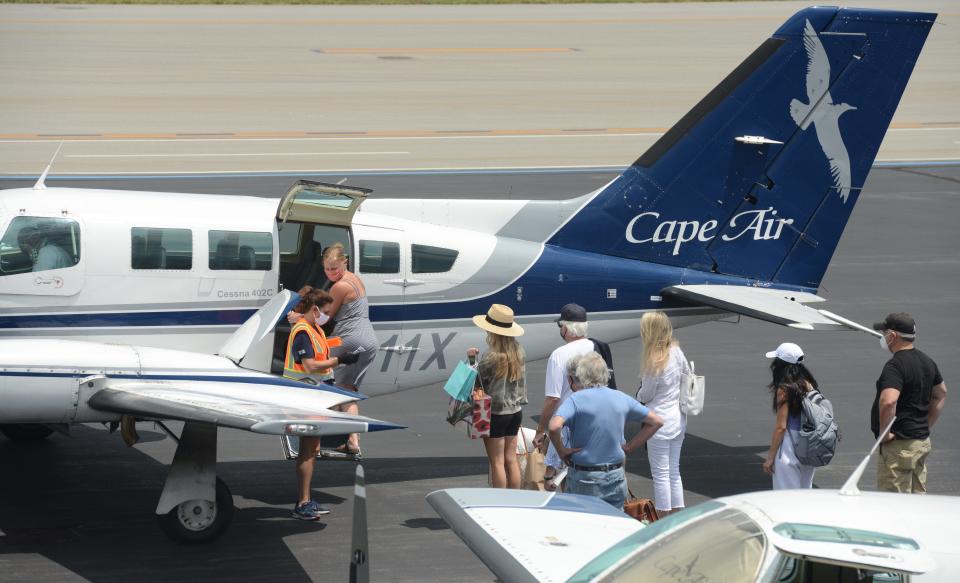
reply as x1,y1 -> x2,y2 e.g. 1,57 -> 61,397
879,332 -> 890,351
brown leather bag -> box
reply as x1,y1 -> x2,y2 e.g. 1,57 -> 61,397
623,490 -> 660,523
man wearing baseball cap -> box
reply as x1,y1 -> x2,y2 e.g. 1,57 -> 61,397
872,312 -> 948,493
533,303 -> 596,490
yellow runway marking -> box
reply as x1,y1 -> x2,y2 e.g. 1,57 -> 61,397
316,47 -> 575,54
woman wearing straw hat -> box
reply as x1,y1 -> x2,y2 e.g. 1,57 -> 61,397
468,304 -> 528,489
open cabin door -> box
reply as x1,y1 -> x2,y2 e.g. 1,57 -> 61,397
276,180 -> 370,227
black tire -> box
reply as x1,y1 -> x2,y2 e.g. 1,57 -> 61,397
158,477 -> 234,544
0,423 -> 54,442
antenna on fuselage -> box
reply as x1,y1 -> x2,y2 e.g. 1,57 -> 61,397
839,416 -> 896,496
33,141 -> 64,191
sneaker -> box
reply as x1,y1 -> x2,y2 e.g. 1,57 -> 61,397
292,500 -> 331,520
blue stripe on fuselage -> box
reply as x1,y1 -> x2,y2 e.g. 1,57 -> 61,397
0,309 -> 257,329
0,247 -> 815,328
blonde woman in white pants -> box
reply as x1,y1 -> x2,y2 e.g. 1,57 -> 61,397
636,311 -> 687,516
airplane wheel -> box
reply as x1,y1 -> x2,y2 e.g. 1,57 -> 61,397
0,423 -> 54,442
158,477 -> 234,544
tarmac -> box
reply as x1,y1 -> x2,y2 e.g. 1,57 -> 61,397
0,2 -> 958,581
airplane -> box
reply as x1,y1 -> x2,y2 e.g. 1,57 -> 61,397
0,289 -> 403,542
427,419 -> 960,582
0,3 -> 935,540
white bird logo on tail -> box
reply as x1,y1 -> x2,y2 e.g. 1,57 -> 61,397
790,19 -> 857,203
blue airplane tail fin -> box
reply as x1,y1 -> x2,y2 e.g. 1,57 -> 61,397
550,7 -> 936,289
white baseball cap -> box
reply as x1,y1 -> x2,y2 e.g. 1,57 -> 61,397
765,342 -> 804,364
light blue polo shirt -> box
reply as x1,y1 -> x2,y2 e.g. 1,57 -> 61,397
556,388 -> 650,466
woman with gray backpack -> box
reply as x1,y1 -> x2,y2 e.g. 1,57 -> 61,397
763,342 -> 823,489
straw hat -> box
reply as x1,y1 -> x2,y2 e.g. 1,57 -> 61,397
472,304 -> 524,337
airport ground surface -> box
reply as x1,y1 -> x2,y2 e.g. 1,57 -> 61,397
1,1 -> 959,581
1,164 -> 958,582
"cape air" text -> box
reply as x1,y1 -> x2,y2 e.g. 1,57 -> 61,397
625,207 -> 794,255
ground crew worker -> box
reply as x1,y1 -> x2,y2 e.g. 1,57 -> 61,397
283,286 -> 359,520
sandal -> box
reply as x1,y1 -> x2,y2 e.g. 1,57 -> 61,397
335,444 -> 361,456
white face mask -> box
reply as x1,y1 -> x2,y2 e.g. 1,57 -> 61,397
315,310 -> 330,326
879,332 -> 890,351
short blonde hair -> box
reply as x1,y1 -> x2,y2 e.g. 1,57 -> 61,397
322,242 -> 348,265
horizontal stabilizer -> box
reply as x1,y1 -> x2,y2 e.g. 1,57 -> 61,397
662,284 -> 872,333
426,488 -> 642,583
87,378 -> 403,435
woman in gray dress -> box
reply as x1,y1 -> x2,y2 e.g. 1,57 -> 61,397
322,242 -> 378,454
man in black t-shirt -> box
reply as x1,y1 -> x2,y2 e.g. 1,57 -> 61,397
872,313 -> 948,493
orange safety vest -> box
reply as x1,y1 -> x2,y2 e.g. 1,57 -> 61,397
283,320 -> 343,382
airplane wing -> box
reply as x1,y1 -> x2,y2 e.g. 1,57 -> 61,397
87,378 -> 403,436
662,284 -> 879,334
426,488 -> 643,583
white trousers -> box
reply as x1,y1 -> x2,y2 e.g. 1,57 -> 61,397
646,433 -> 685,511
773,429 -> 815,490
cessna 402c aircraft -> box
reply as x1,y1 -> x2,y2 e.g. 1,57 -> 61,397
0,6 -> 934,542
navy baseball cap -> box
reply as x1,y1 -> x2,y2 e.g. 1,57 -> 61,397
557,303 -> 587,323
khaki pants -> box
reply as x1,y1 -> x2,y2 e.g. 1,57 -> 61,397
877,437 -> 932,493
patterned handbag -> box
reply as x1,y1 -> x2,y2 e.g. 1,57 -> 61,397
468,392 -> 492,439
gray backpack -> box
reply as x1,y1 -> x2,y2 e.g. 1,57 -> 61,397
792,390 -> 840,467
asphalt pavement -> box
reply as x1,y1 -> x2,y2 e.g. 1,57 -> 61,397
1,164 -> 958,582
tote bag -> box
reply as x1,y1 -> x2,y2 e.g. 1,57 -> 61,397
679,359 -> 706,416
443,360 -> 477,402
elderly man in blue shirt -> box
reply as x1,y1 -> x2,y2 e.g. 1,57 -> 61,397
549,352 -> 663,510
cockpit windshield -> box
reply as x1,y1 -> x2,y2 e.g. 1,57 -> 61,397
569,502 -> 767,583
0,216 -> 81,276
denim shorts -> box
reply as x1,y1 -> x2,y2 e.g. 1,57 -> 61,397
566,466 -> 628,510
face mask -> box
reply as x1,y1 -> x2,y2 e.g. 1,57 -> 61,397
879,332 -> 889,351
315,311 -> 330,326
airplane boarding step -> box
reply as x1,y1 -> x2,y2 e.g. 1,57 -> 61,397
282,434 -> 363,461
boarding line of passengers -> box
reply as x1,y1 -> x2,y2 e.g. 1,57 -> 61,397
283,288 -> 948,520
487,304 -> 949,516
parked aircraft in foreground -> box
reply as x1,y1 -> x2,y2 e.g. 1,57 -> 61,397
428,421 -> 960,582
0,4 -> 935,542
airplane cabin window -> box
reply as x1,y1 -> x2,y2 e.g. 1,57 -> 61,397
131,227 -> 192,270
278,223 -> 302,256
0,216 -> 81,276
208,230 -> 272,271
359,240 -> 400,274
411,244 -> 458,274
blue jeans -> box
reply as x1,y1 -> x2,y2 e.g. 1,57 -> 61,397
566,467 -> 628,510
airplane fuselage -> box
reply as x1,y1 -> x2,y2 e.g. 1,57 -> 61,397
0,185 -> 737,407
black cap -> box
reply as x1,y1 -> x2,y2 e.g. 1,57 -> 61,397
557,303 -> 587,323
872,313 -> 916,336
